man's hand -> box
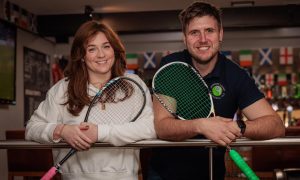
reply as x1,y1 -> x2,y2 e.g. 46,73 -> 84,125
197,116 -> 242,146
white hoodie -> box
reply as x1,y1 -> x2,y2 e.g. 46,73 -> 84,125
25,74 -> 156,180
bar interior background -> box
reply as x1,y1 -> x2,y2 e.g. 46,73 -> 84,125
1,0 -> 300,179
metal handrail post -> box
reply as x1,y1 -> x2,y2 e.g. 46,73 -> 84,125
209,147 -> 213,180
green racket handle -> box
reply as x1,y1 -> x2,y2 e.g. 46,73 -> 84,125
229,149 -> 260,180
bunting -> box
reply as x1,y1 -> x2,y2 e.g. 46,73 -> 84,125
291,73 -> 298,84
126,53 -> 139,69
253,74 -> 263,87
279,47 -> 293,65
239,50 -> 252,67
265,73 -> 274,86
277,73 -> 287,86
143,52 -> 156,69
259,48 -> 272,66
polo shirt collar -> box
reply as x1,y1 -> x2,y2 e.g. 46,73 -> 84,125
184,49 -> 224,79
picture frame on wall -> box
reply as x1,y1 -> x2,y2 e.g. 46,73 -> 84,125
23,47 -> 50,126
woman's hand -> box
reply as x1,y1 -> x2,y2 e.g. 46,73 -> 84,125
60,124 -> 93,151
79,122 -> 98,143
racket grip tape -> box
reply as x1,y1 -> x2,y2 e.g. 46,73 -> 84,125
229,149 -> 260,180
41,166 -> 57,180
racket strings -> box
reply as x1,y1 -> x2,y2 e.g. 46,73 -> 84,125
154,63 -> 212,119
88,79 -> 145,125
98,79 -> 134,104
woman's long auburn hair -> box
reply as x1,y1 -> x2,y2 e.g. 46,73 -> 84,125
64,20 -> 126,116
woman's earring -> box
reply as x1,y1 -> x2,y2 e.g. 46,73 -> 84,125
81,58 -> 84,63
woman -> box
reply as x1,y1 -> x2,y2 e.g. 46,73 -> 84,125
25,20 -> 156,180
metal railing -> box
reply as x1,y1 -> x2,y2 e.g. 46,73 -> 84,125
1,137 -> 300,180
1,137 -> 300,149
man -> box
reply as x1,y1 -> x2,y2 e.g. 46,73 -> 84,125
147,1 -> 285,180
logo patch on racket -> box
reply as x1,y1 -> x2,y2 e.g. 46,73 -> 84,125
211,83 -> 225,99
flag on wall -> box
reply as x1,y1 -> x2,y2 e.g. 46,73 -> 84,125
277,73 -> 287,86
259,48 -> 272,66
126,53 -> 139,69
253,74 -> 263,86
291,73 -> 298,84
221,51 -> 232,60
143,52 -> 156,69
279,47 -> 293,65
265,73 -> 274,86
239,50 -> 252,67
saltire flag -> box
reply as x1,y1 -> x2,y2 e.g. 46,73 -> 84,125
279,47 -> 293,65
265,73 -> 274,86
143,52 -> 156,69
277,73 -> 287,86
259,48 -> 272,66
253,74 -> 264,87
239,50 -> 253,67
221,50 -> 232,60
126,53 -> 139,69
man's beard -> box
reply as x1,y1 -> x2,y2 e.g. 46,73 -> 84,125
192,54 -> 215,65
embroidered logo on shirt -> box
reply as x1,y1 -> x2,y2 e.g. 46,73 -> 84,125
211,83 -> 225,99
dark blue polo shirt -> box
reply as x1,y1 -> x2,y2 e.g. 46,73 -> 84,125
149,49 -> 264,180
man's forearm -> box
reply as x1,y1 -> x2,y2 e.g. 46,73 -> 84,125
155,118 -> 200,141
244,115 -> 285,140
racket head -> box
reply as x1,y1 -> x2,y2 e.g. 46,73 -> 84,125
152,61 -> 214,120
52,76 -> 147,173
86,76 -> 146,124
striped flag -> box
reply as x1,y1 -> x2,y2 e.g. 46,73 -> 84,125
265,73 -> 274,86
126,53 -> 139,69
259,48 -> 272,66
277,73 -> 287,86
221,51 -> 232,60
279,47 -> 293,65
143,52 -> 156,69
239,50 -> 253,67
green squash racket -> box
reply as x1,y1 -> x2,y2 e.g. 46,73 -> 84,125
152,61 -> 215,120
152,61 -> 259,180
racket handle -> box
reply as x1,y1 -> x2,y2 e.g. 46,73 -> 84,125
41,166 -> 57,180
229,149 -> 260,180
59,148 -> 77,165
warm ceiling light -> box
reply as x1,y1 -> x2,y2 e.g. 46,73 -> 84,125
231,1 -> 255,7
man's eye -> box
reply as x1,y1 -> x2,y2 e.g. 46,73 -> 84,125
190,31 -> 199,36
206,28 -> 214,33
